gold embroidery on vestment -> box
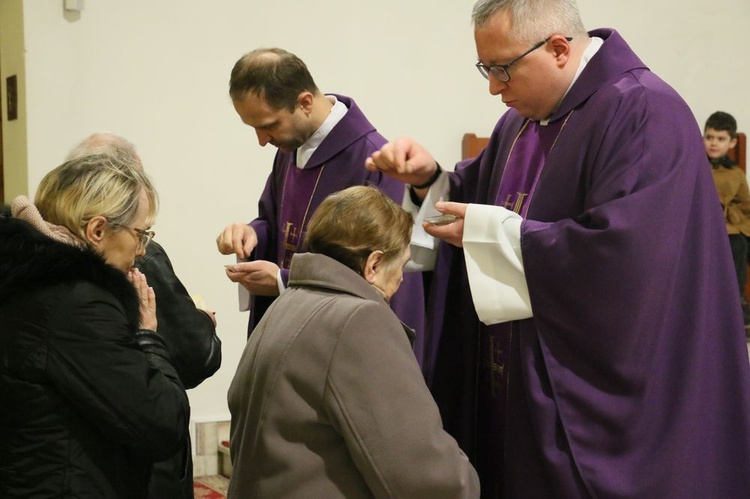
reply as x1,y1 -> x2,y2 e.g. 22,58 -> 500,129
279,164 -> 326,268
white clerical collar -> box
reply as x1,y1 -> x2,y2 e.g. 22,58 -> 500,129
540,36 -> 603,126
296,95 -> 348,168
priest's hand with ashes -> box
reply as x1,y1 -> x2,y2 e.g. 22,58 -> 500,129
424,201 -> 467,248
216,223 -> 258,260
365,137 -> 439,187
225,260 -> 281,296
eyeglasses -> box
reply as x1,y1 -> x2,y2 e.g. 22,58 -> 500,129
129,227 -> 155,249
475,36 -> 573,83
111,223 -> 155,249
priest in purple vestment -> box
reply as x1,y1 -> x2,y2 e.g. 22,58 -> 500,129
366,0 -> 750,497
216,48 -> 426,349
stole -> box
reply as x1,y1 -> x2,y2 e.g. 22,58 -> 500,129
475,115 -> 568,497
277,163 -> 325,269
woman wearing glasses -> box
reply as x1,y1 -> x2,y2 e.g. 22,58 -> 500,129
0,154 -> 189,498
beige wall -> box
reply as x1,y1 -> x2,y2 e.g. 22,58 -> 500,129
579,0 -> 750,131
0,0 -> 28,200
2,0 -> 749,424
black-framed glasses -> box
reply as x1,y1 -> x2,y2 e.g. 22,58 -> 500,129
111,223 -> 155,249
475,36 -> 573,83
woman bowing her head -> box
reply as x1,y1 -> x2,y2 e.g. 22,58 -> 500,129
0,154 -> 189,498
228,185 -> 479,499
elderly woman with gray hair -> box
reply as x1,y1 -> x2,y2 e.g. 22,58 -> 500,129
0,154 -> 189,497
227,185 -> 479,498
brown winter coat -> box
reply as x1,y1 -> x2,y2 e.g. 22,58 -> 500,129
227,253 -> 479,498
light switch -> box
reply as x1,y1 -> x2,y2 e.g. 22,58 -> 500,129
64,0 -> 84,12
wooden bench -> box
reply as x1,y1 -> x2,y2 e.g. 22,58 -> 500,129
728,133 -> 749,299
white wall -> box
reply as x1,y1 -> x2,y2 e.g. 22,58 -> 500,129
578,0 -> 750,130
5,0 -> 750,423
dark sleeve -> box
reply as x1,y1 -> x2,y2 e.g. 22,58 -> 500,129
46,282 -> 190,461
137,242 -> 221,389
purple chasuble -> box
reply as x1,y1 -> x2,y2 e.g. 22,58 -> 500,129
428,28 -> 750,498
245,95 -> 425,344
478,118 -> 566,495
276,163 -> 324,269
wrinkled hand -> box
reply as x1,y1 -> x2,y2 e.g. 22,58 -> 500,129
424,201 -> 468,248
365,137 -> 439,187
225,260 -> 281,296
128,268 -> 157,330
216,223 -> 258,260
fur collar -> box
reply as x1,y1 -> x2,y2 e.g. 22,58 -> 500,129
0,217 -> 141,330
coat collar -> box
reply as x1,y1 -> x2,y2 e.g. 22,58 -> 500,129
288,252 -> 416,342
289,252 -> 383,302
0,217 -> 141,330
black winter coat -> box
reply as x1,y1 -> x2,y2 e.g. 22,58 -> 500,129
0,217 -> 190,498
136,241 -> 222,499
136,241 -> 221,390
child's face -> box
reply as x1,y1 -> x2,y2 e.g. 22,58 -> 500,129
704,127 -> 737,159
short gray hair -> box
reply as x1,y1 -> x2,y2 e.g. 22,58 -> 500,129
472,0 -> 586,44
66,131 -> 143,169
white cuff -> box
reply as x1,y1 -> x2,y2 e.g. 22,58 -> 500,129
404,173 -> 450,272
463,204 -> 532,325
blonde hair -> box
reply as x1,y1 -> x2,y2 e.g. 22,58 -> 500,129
35,153 -> 158,241
305,186 -> 413,275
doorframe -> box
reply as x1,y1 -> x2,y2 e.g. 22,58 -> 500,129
0,43 -> 5,205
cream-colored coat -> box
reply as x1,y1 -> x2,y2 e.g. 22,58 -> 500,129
227,253 -> 479,499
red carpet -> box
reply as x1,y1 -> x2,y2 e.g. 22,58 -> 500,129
194,477 -> 227,499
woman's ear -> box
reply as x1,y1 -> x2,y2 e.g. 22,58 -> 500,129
363,250 -> 384,284
84,216 -> 109,248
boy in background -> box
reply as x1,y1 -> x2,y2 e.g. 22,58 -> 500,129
705,111 -> 750,330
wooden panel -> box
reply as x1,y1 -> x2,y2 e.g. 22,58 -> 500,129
732,132 -> 750,302
729,132 -> 746,172
462,133 -> 490,160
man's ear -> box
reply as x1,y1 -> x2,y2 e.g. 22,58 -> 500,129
730,137 -> 738,150
363,250 -> 384,284
297,92 -> 314,115
548,34 -> 571,64
84,216 -> 109,247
